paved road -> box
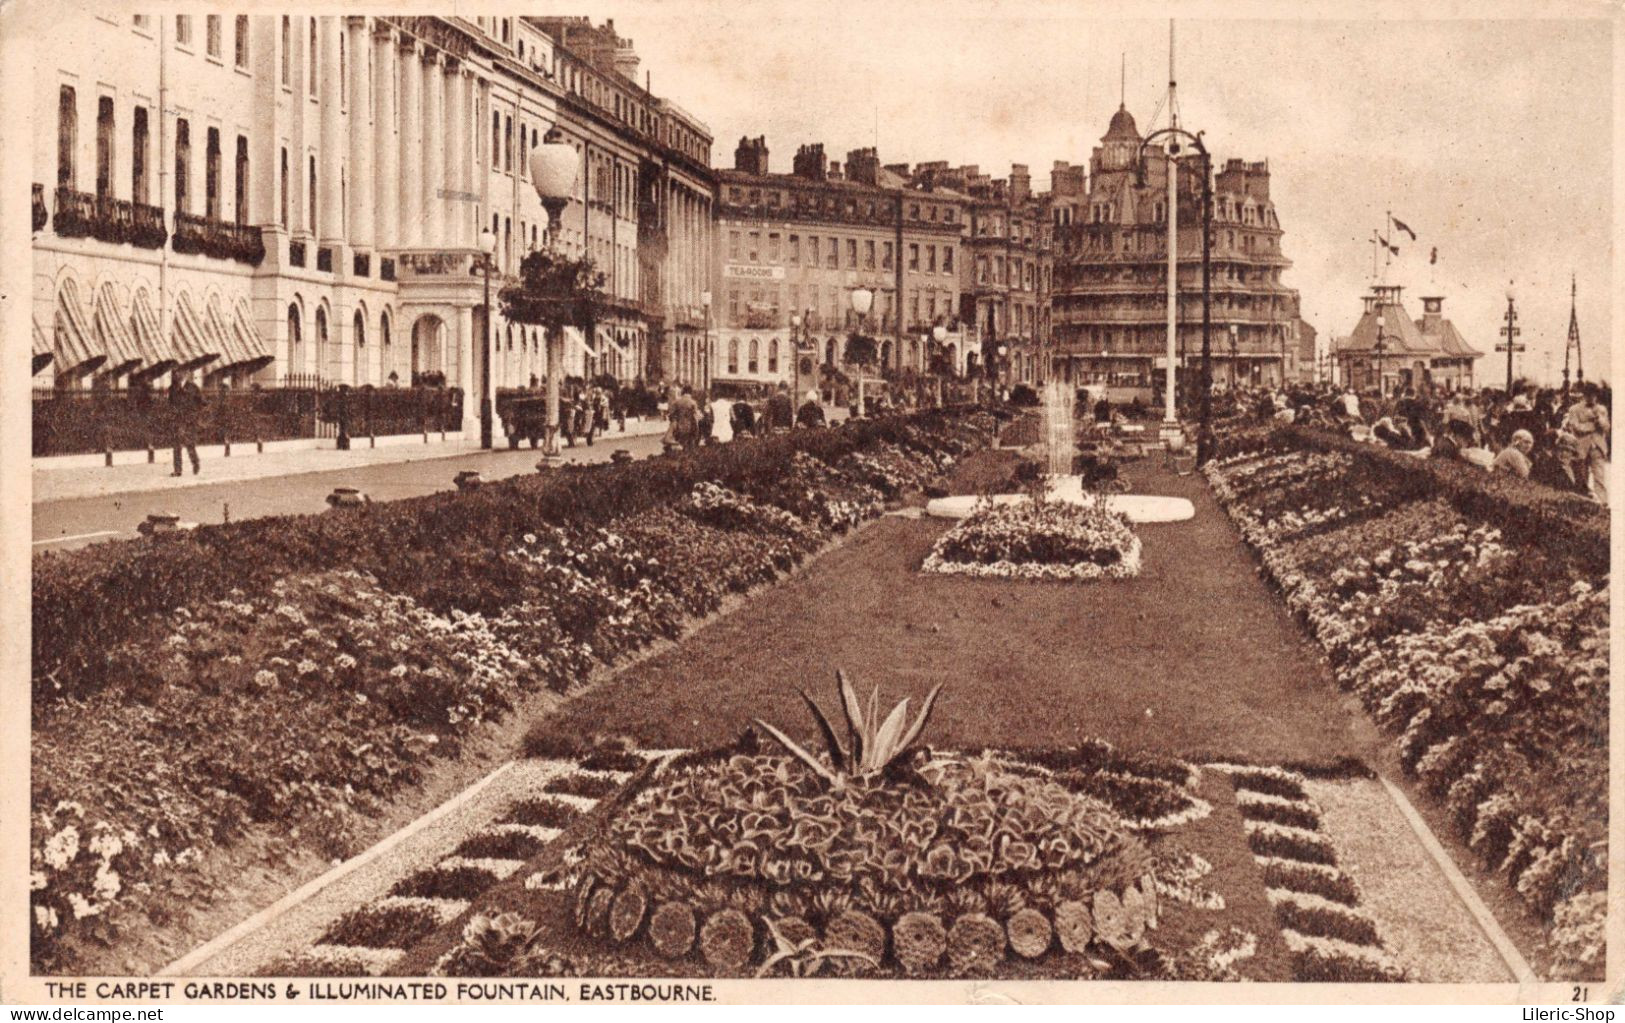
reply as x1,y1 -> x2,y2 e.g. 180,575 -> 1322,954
32,432 -> 669,552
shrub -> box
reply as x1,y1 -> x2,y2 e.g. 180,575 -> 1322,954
391,865 -> 501,902
499,799 -> 583,830
320,903 -> 447,949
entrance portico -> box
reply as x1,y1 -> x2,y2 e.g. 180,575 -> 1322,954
393,247 -> 500,437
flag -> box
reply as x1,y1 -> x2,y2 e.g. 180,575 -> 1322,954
1391,216 -> 1418,241
1378,234 -> 1400,255
1429,247 -> 1438,265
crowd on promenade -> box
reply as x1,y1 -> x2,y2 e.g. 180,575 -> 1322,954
1216,381 -> 1612,503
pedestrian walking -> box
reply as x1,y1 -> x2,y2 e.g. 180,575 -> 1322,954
1562,388 -> 1610,503
766,382 -> 794,432
169,373 -> 203,476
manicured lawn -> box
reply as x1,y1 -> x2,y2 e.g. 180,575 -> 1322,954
542,457 -> 1382,765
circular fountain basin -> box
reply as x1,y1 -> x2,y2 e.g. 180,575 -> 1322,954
924,476 -> 1195,523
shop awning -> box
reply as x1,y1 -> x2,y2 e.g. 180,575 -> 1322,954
128,289 -> 176,380
229,297 -> 274,368
93,283 -> 143,377
170,292 -> 221,371
32,316 -> 53,375
203,296 -> 244,366
576,326 -> 598,358
52,278 -> 106,379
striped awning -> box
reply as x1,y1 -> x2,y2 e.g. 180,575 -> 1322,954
52,278 -> 106,379
32,316 -> 53,375
170,292 -> 221,371
203,296 -> 244,366
128,289 -> 176,379
573,326 -> 597,358
229,297 -> 273,367
93,284 -> 143,376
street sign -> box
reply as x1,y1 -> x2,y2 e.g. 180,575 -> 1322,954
1495,344 -> 1526,353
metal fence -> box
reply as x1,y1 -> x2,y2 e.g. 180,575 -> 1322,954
32,382 -> 463,457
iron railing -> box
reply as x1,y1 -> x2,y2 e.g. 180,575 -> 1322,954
172,212 -> 264,264
32,382 -> 463,458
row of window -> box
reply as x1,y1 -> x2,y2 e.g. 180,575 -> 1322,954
724,230 -> 958,275
973,254 -> 1044,292
1075,199 -> 1278,228
724,285 -> 958,329
137,15 -> 250,71
1060,229 -> 1279,256
58,87 -> 251,224
726,185 -> 959,227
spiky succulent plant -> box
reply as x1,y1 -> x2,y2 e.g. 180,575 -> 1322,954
755,669 -> 943,784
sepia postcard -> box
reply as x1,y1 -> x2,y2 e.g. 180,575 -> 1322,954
0,0 -> 1619,1008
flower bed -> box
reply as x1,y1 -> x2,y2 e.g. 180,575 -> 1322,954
922,500 -> 1142,581
1205,431 -> 1608,978
404,740 -> 1417,982
29,413 -> 991,971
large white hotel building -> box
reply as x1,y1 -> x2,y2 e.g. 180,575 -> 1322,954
29,13 -> 714,433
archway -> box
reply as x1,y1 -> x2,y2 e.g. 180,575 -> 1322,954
410,313 -> 446,385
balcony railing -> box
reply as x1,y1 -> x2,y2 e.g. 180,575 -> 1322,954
172,212 -> 265,265
289,239 -> 307,267
54,188 -> 169,249
33,183 -> 47,233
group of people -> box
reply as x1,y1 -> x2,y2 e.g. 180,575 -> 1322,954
1232,380 -> 1611,504
660,382 -> 830,452
557,384 -> 622,448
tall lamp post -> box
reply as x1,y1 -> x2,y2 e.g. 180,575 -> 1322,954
700,290 -> 712,391
790,312 -> 803,413
1227,323 -> 1239,391
851,287 -> 873,416
1498,284 -> 1522,393
528,135 -> 580,459
476,228 -> 498,449
932,323 -> 948,407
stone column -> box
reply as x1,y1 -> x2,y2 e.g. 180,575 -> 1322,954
458,305 -> 479,434
458,69 -> 476,246
372,25 -> 397,251
421,49 -> 444,245
444,62 -> 467,247
346,17 -> 373,252
318,16 -> 343,245
397,37 -> 421,248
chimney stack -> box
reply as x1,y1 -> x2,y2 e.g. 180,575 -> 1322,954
1010,164 -> 1031,201
845,147 -> 880,186
734,136 -> 770,176
792,143 -> 827,181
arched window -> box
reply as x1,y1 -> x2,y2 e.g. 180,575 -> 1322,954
911,339 -> 920,367
748,339 -> 759,374
353,309 -> 366,349
506,324 -> 514,351
768,339 -> 779,374
315,306 -> 328,379
287,303 -> 302,366
727,338 -> 739,375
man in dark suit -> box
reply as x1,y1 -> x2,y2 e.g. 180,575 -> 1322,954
169,373 -> 203,476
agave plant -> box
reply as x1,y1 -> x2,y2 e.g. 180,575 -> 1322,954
755,670 -> 943,784
755,917 -> 881,978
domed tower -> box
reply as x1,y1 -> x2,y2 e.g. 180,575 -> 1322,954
1095,104 -> 1142,175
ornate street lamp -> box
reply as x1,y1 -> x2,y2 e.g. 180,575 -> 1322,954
932,323 -> 948,406
851,287 -> 873,416
1498,283 -> 1522,393
476,228 -> 498,449
528,136 -> 580,458
701,290 -> 712,392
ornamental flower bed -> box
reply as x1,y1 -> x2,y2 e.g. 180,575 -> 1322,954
1205,432 -> 1608,979
922,499 -> 1141,581
30,413 -> 991,972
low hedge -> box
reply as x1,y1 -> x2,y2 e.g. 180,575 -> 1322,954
1213,425 -> 1607,573
32,412 -> 964,707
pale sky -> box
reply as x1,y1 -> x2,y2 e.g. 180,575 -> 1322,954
556,1 -> 1615,386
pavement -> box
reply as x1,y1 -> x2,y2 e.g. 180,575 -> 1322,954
32,419 -> 669,552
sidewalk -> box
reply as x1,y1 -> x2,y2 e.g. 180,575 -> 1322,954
33,417 -> 668,504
